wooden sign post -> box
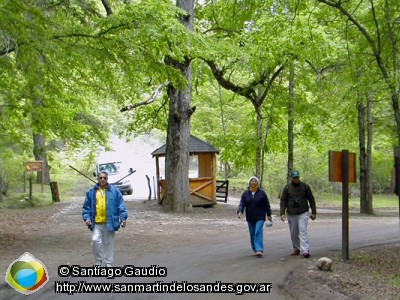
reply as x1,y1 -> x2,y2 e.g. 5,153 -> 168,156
24,161 -> 44,193
329,150 -> 356,260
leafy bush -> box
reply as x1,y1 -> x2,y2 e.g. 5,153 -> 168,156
0,149 -> 26,195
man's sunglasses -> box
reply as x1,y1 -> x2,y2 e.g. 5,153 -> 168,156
99,177 -> 107,180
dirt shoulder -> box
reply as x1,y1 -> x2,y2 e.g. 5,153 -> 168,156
280,242 -> 400,300
0,197 -> 399,299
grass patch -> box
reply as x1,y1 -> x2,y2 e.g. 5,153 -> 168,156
51,172 -> 93,197
228,179 -> 399,210
348,245 -> 400,287
1,173 -> 399,211
371,193 -> 399,208
0,194 -> 53,209
318,192 -> 354,208
317,192 -> 399,209
227,178 -> 249,191
0,172 -> 91,209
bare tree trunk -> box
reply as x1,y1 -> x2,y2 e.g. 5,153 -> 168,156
217,86 -> 229,180
162,0 -> 194,212
29,54 -> 51,185
359,95 -> 373,214
366,93 -> 373,213
358,101 -> 367,212
287,61 -> 294,183
256,104 -> 262,180
33,132 -> 51,184
261,104 -> 273,188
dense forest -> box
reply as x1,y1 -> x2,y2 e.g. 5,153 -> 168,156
1,0 -> 399,212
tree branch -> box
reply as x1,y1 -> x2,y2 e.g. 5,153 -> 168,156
0,30 -> 19,56
53,22 -> 130,40
317,0 -> 379,57
305,59 -> 341,75
101,0 -> 113,16
260,64 -> 285,100
120,81 -> 170,112
383,0 -> 398,81
205,58 -> 285,110
317,0 -> 395,92
204,60 -> 255,99
1,21 -> 133,56
201,27 -> 241,35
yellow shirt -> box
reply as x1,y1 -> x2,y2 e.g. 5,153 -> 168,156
95,188 -> 107,223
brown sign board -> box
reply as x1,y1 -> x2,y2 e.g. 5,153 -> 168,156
24,161 -> 44,193
25,161 -> 43,172
329,151 -> 356,183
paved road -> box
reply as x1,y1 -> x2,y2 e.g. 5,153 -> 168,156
1,202 -> 399,300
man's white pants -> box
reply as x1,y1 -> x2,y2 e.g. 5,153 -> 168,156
287,212 -> 310,254
92,223 -> 115,265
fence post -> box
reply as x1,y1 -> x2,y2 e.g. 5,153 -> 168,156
50,182 -> 60,203
29,178 -> 33,201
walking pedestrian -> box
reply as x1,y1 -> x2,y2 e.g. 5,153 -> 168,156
82,171 -> 128,267
280,170 -> 316,258
237,176 -> 273,257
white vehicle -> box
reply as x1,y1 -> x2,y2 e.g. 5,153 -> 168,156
94,161 -> 134,195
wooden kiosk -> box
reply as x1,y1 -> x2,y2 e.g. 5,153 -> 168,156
151,135 -> 220,206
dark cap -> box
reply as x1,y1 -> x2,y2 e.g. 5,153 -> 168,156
290,170 -> 300,177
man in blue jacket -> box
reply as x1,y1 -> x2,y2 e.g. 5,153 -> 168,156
82,171 -> 128,267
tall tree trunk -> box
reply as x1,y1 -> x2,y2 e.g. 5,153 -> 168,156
359,95 -> 373,214
163,0 -> 194,212
261,104 -> 273,188
287,61 -> 294,183
366,93 -> 373,213
33,132 -> 51,184
32,69 -> 51,184
255,104 -> 262,180
217,86 -> 230,180
358,101 -> 367,212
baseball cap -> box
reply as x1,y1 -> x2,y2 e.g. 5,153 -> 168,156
290,170 -> 300,177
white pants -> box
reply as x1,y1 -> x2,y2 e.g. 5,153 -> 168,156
91,223 -> 115,265
287,212 -> 310,254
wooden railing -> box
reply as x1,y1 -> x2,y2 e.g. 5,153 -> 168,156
216,180 -> 229,203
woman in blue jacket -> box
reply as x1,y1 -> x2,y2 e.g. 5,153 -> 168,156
237,176 -> 272,257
